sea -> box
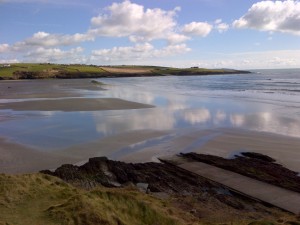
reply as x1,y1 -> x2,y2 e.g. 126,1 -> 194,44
0,68 -> 300,150
101,68 -> 300,110
97,68 -> 300,135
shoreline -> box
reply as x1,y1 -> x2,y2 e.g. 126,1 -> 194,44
1,75 -> 300,223
1,128 -> 300,174
0,79 -> 300,174
0,98 -> 154,111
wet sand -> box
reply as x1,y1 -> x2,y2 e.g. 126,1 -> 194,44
120,129 -> 300,172
0,79 -> 105,99
0,79 -> 156,173
0,130 -> 169,174
195,129 -> 300,172
1,79 -> 300,174
0,137 -> 79,174
0,98 -> 153,111
2,127 -> 300,174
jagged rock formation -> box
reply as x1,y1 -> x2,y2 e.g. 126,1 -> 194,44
180,152 -> 300,193
41,157 -> 216,193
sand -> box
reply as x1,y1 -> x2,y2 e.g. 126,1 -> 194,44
1,79 -> 300,174
0,79 -> 153,111
0,79 -> 104,99
3,127 -> 300,174
0,137 -> 79,174
0,98 -> 153,111
0,79 -> 156,173
119,129 -> 300,172
194,129 -> 300,172
0,130 -> 169,174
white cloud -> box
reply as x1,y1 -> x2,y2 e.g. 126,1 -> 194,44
0,59 -> 19,64
89,0 -> 185,43
267,56 -> 296,66
24,47 -> 85,63
0,1 -> 219,64
91,43 -> 191,62
214,19 -> 229,33
182,22 -> 213,37
233,0 -> 300,35
15,31 -> 94,49
0,44 -> 10,53
92,43 -> 154,61
156,44 -> 191,57
166,33 -> 191,45
190,50 -> 300,69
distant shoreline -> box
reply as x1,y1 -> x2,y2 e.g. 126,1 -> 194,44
0,63 -> 251,80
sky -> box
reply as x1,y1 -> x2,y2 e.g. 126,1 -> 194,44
0,0 -> 300,69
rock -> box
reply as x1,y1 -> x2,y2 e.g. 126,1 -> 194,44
136,183 -> 149,193
41,157 -> 217,195
151,192 -> 170,200
40,155 -> 291,216
181,152 -> 300,193
240,152 -> 276,163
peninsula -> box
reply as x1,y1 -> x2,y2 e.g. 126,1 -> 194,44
0,63 -> 251,80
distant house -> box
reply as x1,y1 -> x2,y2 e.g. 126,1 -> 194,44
191,66 -> 199,69
1,64 -> 11,68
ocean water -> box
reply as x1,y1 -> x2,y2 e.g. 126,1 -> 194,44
0,69 -> 300,150
100,69 -> 300,109
95,69 -> 300,138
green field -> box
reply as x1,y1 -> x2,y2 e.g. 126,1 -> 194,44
0,63 -> 106,78
0,63 -> 250,80
152,67 -> 241,75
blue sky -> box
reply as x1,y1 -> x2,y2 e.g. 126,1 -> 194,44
0,0 -> 300,69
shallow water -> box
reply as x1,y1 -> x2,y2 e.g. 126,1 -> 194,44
0,69 -> 300,151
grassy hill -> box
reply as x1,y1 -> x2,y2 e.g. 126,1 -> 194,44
0,63 -> 250,80
1,172 -> 299,225
0,173 -> 185,225
0,63 -> 107,79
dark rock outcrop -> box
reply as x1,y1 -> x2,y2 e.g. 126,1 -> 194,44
41,157 -> 215,194
41,155 -> 300,217
180,152 -> 300,193
241,152 -> 276,163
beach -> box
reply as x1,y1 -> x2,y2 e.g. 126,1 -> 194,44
0,79 -> 160,173
1,71 -> 300,174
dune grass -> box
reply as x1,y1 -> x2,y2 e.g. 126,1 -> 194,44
0,173 -> 181,225
0,173 -> 298,225
47,189 -> 179,225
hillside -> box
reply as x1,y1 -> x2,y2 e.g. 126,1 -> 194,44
0,173 -> 186,225
0,63 -> 250,80
1,156 -> 299,225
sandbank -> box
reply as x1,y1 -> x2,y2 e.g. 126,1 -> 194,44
0,98 -> 153,111
0,130 -> 169,174
0,79 -> 104,99
0,137 -> 79,174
